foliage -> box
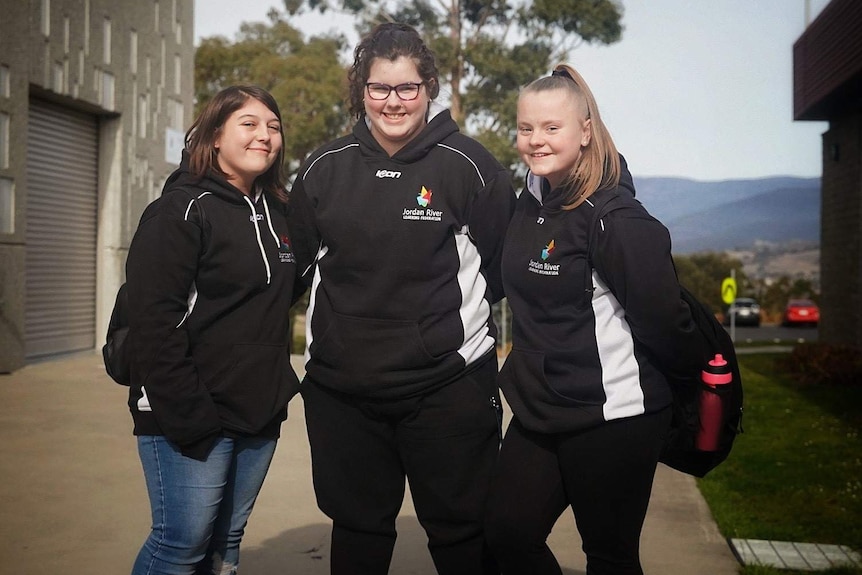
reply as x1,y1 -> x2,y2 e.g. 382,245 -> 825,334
282,0 -> 624,174
671,252 -> 822,323
673,252 -> 747,314
289,290 -> 310,353
493,298 -> 514,355
194,10 -> 350,173
749,276 -> 820,323
698,353 -> 862,566
777,342 -> 862,387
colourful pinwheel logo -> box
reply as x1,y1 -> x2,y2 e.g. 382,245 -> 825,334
417,186 -> 432,207
541,240 -> 555,260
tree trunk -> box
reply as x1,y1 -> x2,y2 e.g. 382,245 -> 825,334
447,0 -> 463,123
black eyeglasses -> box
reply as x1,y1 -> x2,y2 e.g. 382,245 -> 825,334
365,82 -> 424,101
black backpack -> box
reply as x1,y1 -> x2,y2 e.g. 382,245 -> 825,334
103,282 -> 131,385
587,190 -> 744,477
660,285 -> 744,476
102,187 -> 205,387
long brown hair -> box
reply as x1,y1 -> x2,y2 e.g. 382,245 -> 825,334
184,85 -> 288,203
521,64 -> 620,209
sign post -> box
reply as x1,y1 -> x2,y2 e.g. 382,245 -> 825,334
721,271 -> 737,341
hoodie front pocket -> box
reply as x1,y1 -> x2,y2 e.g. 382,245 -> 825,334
209,343 -> 297,433
311,312 -> 438,374
498,347 -> 603,434
500,347 -> 601,407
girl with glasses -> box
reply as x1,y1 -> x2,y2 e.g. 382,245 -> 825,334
287,21 -> 515,575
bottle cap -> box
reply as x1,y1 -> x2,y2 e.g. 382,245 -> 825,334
702,353 -> 732,386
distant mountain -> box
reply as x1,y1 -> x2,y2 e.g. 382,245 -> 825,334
632,176 -> 821,254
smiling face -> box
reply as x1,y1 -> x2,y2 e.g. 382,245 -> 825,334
517,88 -> 592,190
214,97 -> 283,195
364,56 -> 430,157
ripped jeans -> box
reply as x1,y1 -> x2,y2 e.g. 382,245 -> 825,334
131,435 -> 277,575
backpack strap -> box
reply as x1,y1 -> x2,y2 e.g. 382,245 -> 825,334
585,191 -> 621,261
106,185 -> 213,386
583,189 -> 627,304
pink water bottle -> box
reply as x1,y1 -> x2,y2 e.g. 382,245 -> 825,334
696,354 -> 732,451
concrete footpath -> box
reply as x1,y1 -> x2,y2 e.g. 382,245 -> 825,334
0,351 -> 741,574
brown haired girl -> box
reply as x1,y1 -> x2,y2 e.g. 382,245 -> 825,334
287,22 -> 515,575
126,85 -> 302,575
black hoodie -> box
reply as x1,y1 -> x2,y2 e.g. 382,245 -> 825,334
126,153 -> 302,459
287,105 -> 516,398
498,157 -> 704,434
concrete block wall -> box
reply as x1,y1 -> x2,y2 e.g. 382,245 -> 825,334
0,0 -> 194,372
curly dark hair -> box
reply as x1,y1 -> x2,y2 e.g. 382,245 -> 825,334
347,22 -> 440,119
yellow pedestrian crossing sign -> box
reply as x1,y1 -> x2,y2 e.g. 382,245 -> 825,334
721,277 -> 737,305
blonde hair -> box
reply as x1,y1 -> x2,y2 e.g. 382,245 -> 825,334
521,64 -> 620,209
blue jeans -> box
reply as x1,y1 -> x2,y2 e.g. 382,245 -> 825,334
131,435 -> 277,575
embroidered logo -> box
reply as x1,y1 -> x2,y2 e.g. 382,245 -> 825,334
402,185 -> 443,222
528,239 -> 560,276
541,239 -> 555,260
417,186 -> 432,207
279,234 -> 296,263
376,169 -> 402,179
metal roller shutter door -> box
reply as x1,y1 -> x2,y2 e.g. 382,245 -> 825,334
25,99 -> 98,358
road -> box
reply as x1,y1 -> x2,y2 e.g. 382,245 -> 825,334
724,323 -> 818,345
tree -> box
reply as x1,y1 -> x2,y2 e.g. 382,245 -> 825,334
752,276 -> 819,323
195,10 -> 350,172
674,252 -> 825,324
196,12 -> 351,347
673,252 -> 748,314
284,0 -> 624,173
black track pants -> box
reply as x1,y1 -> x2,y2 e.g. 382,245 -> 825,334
302,356 -> 502,575
485,408 -> 671,575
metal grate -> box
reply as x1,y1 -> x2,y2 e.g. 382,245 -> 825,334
25,99 -> 98,358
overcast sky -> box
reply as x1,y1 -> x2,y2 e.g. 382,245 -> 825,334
194,0 -> 832,181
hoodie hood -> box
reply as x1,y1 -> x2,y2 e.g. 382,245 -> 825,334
162,150 -> 283,286
525,153 -> 636,207
162,150 -> 254,205
354,101 -> 459,164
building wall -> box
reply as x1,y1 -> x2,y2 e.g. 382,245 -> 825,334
794,0 -> 862,349
792,0 -> 862,121
0,0 -> 195,372
0,5 -> 30,371
820,113 -> 862,348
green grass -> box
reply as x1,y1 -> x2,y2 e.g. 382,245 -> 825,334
697,353 -> 862,574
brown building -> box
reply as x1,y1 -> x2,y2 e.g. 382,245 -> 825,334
794,0 -> 862,348
0,0 -> 195,372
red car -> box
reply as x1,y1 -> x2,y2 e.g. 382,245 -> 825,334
782,299 -> 820,326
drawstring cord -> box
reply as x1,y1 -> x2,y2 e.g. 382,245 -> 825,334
261,195 -> 280,247
243,195 -> 272,285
